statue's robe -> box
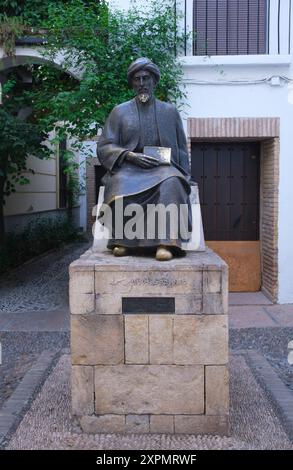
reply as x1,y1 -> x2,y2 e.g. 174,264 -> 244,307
96,96 -> 192,251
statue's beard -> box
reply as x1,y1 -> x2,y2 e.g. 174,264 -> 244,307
137,92 -> 150,103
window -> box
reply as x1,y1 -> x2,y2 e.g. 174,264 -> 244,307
193,0 -> 267,55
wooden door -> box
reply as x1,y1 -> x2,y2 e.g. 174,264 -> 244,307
95,165 -> 107,203
191,142 -> 261,291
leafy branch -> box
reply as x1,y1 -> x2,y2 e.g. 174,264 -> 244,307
0,14 -> 26,55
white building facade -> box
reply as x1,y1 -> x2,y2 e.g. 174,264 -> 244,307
0,46 -> 87,233
1,1 -> 292,302
114,0 -> 293,303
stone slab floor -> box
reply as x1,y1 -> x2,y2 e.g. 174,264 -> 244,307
5,353 -> 293,450
0,242 -> 293,449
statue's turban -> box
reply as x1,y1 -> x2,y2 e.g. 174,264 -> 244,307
127,57 -> 160,87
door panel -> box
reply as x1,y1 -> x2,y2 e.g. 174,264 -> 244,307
206,241 -> 261,292
192,142 -> 261,292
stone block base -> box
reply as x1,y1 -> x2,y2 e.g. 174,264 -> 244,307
70,249 -> 229,435
74,414 -> 229,435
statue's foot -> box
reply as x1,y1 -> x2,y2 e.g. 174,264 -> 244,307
156,246 -> 173,261
113,246 -> 128,257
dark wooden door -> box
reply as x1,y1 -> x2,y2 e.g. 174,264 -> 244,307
191,142 -> 261,291
95,165 -> 107,203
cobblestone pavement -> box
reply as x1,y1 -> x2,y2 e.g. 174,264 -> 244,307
0,242 -> 293,448
230,328 -> 293,393
0,242 -> 87,407
0,240 -> 91,313
5,354 -> 293,450
0,332 -> 69,409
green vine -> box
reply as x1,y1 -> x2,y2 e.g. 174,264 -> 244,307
0,15 -> 26,56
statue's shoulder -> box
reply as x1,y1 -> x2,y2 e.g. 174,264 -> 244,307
155,99 -> 177,114
111,99 -> 136,116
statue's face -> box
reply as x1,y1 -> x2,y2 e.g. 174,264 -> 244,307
132,70 -> 155,103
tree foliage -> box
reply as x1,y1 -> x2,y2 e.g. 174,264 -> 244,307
0,0 -> 187,245
27,0 -> 187,140
0,107 -> 48,198
0,78 -> 49,244
0,0 -> 72,25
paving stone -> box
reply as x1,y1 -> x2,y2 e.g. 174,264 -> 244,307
203,271 -> 221,293
125,315 -> 149,364
229,306 -> 276,329
71,366 -> 94,416
203,293 -> 227,314
69,271 -> 95,294
173,315 -> 228,365
94,365 -> 204,415
79,414 -> 125,433
150,415 -> 174,433
70,293 -> 95,315
125,415 -> 150,433
174,415 -> 229,435
149,315 -> 173,364
174,294 -> 202,314
71,314 -> 124,365
205,366 -> 229,415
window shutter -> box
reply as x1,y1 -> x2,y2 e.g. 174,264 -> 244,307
193,0 -> 267,55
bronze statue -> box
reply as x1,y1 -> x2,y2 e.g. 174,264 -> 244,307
97,57 -> 192,261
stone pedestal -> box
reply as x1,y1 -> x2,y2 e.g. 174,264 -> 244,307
70,249 -> 229,435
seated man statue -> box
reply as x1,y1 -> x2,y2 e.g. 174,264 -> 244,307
96,57 -> 192,261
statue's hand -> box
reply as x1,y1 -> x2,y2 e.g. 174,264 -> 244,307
126,152 -> 160,168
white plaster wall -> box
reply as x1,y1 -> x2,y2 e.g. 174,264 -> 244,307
109,0 -> 131,11
180,58 -> 293,303
276,100 -> 293,304
112,0 -> 293,303
79,140 -> 97,231
3,131 -> 58,216
0,46 -> 83,79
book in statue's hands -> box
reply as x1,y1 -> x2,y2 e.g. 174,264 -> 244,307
143,146 -> 171,165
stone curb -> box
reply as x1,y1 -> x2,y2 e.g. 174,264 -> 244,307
0,349 -> 62,448
244,349 -> 293,440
